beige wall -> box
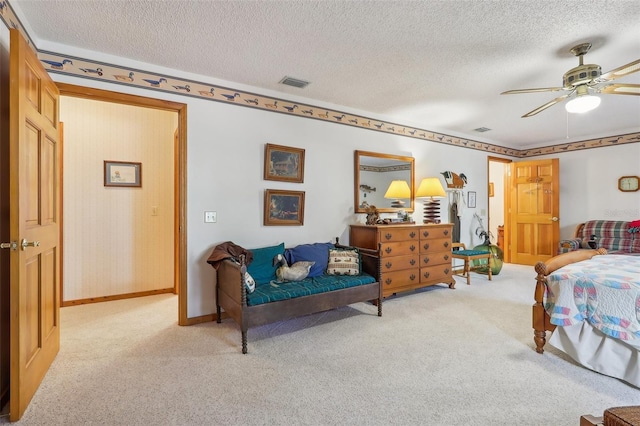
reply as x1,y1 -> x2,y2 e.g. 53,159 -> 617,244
61,97 -> 177,301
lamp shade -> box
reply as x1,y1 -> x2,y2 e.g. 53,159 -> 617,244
416,177 -> 446,198
384,180 -> 411,199
384,180 -> 411,208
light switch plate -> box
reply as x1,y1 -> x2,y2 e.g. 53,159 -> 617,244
204,211 -> 217,223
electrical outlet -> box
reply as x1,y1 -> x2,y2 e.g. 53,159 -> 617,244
204,211 -> 217,223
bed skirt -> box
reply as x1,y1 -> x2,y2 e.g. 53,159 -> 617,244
549,322 -> 640,388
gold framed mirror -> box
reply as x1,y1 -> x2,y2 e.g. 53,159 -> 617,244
354,150 -> 415,214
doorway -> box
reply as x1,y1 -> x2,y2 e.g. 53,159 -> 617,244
488,156 -> 512,263
57,83 -> 188,325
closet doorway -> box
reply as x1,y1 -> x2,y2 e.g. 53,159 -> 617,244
57,84 -> 188,325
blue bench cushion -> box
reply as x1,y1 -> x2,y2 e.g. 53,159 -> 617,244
453,250 -> 489,256
246,273 -> 376,306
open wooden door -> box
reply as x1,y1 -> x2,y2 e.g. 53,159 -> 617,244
509,158 -> 559,265
8,28 -> 61,421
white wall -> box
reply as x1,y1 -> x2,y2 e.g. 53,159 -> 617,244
1,29 -> 638,318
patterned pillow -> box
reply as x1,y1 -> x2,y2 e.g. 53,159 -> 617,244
244,271 -> 256,293
326,248 -> 361,276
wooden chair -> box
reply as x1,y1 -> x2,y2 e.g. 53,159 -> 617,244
450,243 -> 492,285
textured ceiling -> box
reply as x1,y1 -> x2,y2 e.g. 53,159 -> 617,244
12,0 -> 640,149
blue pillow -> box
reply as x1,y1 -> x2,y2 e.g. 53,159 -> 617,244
284,242 -> 334,277
247,243 -> 285,285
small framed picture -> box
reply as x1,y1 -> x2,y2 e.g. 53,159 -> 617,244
104,161 -> 142,187
468,191 -> 477,208
264,189 -> 305,226
264,143 -> 305,183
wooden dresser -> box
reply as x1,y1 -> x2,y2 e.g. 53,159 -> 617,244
350,223 -> 455,298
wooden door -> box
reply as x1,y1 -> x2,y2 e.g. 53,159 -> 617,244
509,158 -> 559,265
9,28 -> 61,422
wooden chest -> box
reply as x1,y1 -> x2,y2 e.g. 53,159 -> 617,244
350,223 -> 455,298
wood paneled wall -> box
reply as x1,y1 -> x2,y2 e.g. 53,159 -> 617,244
60,97 -> 177,302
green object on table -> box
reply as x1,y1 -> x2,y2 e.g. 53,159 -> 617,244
471,243 -> 504,275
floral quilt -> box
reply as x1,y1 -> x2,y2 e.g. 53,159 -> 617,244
544,255 -> 640,343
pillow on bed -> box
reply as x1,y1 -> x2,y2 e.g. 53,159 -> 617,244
284,242 -> 334,277
247,243 -> 285,285
244,271 -> 256,293
326,248 -> 361,276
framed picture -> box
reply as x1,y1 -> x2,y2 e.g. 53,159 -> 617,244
488,182 -> 494,197
468,191 -> 477,208
264,143 -> 305,183
264,189 -> 305,226
104,161 -> 142,187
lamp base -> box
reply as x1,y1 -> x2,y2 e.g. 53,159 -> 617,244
423,199 -> 441,224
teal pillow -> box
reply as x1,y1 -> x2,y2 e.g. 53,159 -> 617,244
247,243 -> 285,285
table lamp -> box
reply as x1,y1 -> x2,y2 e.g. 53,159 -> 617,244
384,180 -> 411,208
416,177 -> 446,223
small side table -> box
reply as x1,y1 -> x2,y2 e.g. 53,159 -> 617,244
451,243 -> 493,285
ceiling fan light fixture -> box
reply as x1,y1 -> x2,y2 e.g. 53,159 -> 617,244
565,94 -> 601,113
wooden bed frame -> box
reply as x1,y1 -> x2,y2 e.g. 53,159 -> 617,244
532,248 -> 608,354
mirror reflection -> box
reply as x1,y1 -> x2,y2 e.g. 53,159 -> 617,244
354,150 -> 415,213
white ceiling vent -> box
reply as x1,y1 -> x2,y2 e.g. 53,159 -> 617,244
279,76 -> 310,89
474,127 -> 491,133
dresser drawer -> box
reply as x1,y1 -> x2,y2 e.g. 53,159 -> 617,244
380,254 -> 419,272
378,228 -> 420,242
419,226 -> 451,240
381,268 -> 420,290
420,251 -> 452,267
380,241 -> 420,257
419,238 -> 451,253
419,265 -> 452,283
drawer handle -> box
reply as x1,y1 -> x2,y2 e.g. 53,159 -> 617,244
385,247 -> 392,254
423,271 -> 430,278
444,242 -> 449,248
409,232 -> 416,238
444,254 -> 449,261
385,262 -> 393,269
410,245 -> 416,252
385,278 -> 392,285
385,233 -> 392,240
444,230 -> 449,235
410,259 -> 416,266
444,268 -> 450,274
423,243 -> 430,250
423,231 -> 429,238
423,257 -> 430,264
409,274 -> 416,281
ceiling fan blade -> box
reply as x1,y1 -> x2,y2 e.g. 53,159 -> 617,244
599,83 -> 640,96
598,58 -> 640,82
501,87 -> 565,95
521,94 -> 571,118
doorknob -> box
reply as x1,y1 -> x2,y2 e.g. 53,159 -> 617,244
551,217 -> 559,222
1,241 -> 18,251
21,239 -> 40,250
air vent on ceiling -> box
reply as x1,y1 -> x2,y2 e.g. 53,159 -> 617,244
474,127 -> 491,133
279,76 -> 310,89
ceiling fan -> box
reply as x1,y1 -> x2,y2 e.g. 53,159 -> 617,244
501,42 -> 640,118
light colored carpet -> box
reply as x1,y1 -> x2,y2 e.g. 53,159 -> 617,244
3,264 -> 638,425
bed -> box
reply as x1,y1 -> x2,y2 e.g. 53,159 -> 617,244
533,248 -> 640,387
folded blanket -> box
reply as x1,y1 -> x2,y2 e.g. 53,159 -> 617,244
207,241 -> 253,270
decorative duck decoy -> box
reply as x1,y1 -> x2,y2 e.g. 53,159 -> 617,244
79,67 -> 103,76
441,171 -> 468,189
42,59 -> 73,70
113,72 -> 135,82
199,87 -> 215,97
221,92 -> 240,101
142,77 -> 167,87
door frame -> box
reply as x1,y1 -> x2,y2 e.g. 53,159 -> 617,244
56,83 -> 189,326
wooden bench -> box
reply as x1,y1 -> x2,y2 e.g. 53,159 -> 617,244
450,242 -> 492,285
